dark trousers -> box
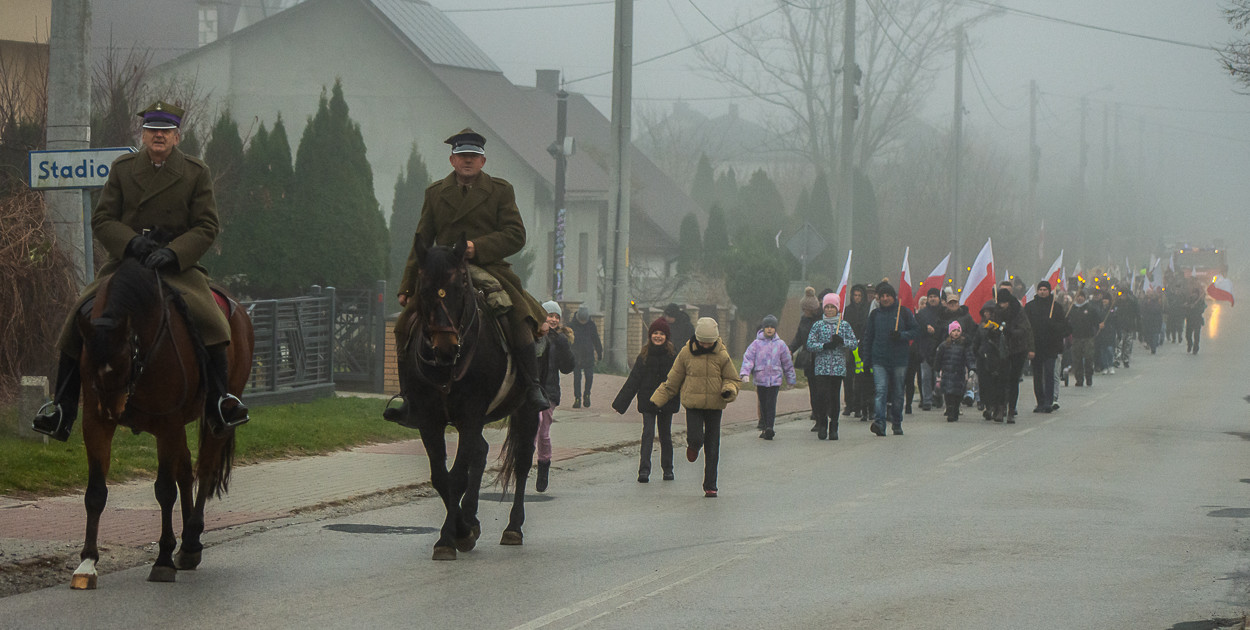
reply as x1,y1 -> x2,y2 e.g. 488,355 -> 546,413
944,393 -> 963,420
572,360 -> 594,398
1186,323 -> 1202,353
854,372 -> 874,418
1031,355 -> 1056,408
809,375 -> 843,427
686,408 -> 722,492
756,385 -> 780,430
1005,354 -> 1027,412
639,411 -> 673,477
980,370 -> 1004,410
804,368 -> 818,419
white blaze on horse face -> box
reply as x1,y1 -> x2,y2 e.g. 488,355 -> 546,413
71,558 -> 98,589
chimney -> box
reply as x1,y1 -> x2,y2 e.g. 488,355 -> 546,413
536,69 -> 561,94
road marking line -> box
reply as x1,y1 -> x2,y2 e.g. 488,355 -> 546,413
882,478 -> 906,488
565,554 -> 749,630
1014,427 -> 1038,436
510,559 -> 705,630
946,440 -> 998,462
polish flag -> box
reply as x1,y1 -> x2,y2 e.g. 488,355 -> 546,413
1022,284 -> 1036,305
918,253 -> 950,300
1002,267 -> 1010,283
899,247 -> 915,311
835,250 -> 853,308
1207,276 -> 1235,306
960,238 -> 995,322
1044,250 -> 1064,289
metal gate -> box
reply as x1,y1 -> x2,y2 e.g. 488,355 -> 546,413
328,280 -> 387,393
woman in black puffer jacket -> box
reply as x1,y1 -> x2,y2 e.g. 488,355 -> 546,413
612,317 -> 681,483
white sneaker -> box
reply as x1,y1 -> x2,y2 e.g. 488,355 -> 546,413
1109,367 -> 1116,375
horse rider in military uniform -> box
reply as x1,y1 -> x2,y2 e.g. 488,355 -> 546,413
33,101 -> 249,441
391,128 -> 552,417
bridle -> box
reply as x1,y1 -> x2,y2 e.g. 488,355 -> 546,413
414,263 -> 483,393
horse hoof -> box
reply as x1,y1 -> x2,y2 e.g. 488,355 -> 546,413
174,549 -> 201,570
455,526 -> 480,553
71,559 -> 98,590
147,565 -> 177,583
500,530 -> 523,546
432,546 -> 457,561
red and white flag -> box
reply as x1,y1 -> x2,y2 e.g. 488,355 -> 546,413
918,253 -> 950,300
1044,250 -> 1064,289
1207,276 -> 1235,306
1060,266 -> 1067,292
899,247 -> 915,311
836,250 -> 853,308
1022,284 -> 1036,305
960,238 -> 995,322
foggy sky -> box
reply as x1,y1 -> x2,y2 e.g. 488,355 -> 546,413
438,0 -> 1249,276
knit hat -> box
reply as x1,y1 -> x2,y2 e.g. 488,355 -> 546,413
981,300 -> 998,315
799,286 -> 820,315
694,317 -> 719,342
821,292 -> 841,311
1037,280 -> 1051,290
663,303 -> 683,318
647,317 -> 670,338
875,282 -> 896,298
926,287 -> 941,298
761,314 -> 779,328
948,320 -> 962,334
996,288 -> 1015,304
541,300 -> 561,317
575,307 -> 589,323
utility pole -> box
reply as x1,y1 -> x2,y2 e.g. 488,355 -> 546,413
46,0 -> 92,288
551,87 -> 569,301
605,0 -> 633,372
1029,79 -> 1039,227
836,0 -> 856,262
950,24 -> 964,286
1078,96 -> 1089,258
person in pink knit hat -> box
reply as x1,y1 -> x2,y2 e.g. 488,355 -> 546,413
804,293 -> 858,440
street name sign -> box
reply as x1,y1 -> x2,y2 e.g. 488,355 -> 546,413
28,147 -> 136,190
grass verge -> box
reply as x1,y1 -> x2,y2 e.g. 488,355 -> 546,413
0,396 -> 414,498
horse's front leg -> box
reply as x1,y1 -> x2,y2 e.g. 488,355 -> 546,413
171,428 -> 203,571
418,424 -> 459,561
502,407 -> 541,546
455,430 -> 488,553
146,431 -> 184,582
73,404 -> 116,590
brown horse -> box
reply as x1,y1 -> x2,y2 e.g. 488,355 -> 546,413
70,258 -> 253,588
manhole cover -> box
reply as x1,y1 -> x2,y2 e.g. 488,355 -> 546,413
1207,508 -> 1250,518
479,492 -> 554,503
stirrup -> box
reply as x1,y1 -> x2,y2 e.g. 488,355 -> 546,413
216,393 -> 250,429
383,394 -> 419,428
32,401 -> 63,435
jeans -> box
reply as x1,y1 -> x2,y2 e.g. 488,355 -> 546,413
686,408 -> 722,492
872,365 -> 906,428
572,361 -> 594,400
535,408 -> 554,462
756,385 -> 780,430
1031,355 -> 1056,408
920,361 -> 936,406
639,411 -> 673,477
1052,353 -> 1062,403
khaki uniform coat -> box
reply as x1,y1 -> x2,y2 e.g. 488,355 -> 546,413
395,171 -> 545,351
650,339 -> 740,411
58,146 -> 229,354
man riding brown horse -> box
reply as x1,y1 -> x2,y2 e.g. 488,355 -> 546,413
33,101 -> 248,441
389,128 -> 551,421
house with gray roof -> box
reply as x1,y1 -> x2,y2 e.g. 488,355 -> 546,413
149,0 -> 704,310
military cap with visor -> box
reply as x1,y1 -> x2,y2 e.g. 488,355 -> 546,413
137,101 -> 184,130
445,128 -> 486,155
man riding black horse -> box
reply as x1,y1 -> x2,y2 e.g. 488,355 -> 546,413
388,128 -> 552,422
33,101 -> 248,441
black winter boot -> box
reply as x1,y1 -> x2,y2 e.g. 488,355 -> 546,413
206,344 -> 249,433
829,420 -> 838,440
514,341 -> 552,411
32,354 -> 81,442
535,460 -> 551,492
816,418 -> 828,440
383,354 -> 417,427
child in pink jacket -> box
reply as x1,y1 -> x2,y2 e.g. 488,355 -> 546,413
740,314 -> 796,440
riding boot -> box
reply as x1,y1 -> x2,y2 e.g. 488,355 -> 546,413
535,460 -> 551,493
32,354 -> 81,442
205,344 -> 249,433
383,353 -> 416,427
514,341 -> 552,411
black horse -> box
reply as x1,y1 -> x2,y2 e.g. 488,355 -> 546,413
389,235 -> 541,561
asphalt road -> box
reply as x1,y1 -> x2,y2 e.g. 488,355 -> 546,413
2,305 -> 1247,629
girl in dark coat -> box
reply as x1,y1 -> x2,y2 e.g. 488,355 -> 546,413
935,321 -> 976,422
974,300 -> 1009,422
612,318 -> 681,483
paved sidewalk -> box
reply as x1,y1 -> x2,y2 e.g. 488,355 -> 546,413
0,373 -> 813,552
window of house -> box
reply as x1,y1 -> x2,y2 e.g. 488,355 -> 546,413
198,7 -> 219,46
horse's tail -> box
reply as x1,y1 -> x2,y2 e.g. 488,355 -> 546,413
497,407 -> 540,494
196,417 -> 236,500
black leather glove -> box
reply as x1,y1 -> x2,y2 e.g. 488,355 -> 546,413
889,330 -> 901,341
143,248 -> 178,270
125,235 -> 160,260
822,334 -> 844,350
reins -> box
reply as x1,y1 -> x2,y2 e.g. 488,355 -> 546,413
413,264 -> 484,394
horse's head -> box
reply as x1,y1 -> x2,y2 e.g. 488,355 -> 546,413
413,233 -> 476,366
84,259 -> 163,396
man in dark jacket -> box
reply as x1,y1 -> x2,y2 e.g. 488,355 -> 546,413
1023,281 -> 1070,413
1066,291 -> 1101,386
862,282 -> 921,436
568,307 -> 603,408
663,303 -> 696,350
843,284 -> 872,418
996,288 -> 1034,421
914,287 -> 945,410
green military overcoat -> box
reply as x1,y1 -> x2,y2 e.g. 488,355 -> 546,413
395,171 -> 545,352
57,146 -> 231,354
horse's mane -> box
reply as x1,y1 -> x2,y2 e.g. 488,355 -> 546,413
101,259 -> 162,322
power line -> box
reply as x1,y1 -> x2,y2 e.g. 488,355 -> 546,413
441,0 -> 615,13
964,44 -> 1023,112
958,0 -> 1217,52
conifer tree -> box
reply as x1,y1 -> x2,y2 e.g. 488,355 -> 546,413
200,110 -> 244,273
289,79 -> 387,292
732,169 -> 785,249
853,169 -> 882,282
701,204 -> 730,276
690,153 -> 715,211
388,142 -> 430,293
713,167 -> 739,214
677,211 -> 702,276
